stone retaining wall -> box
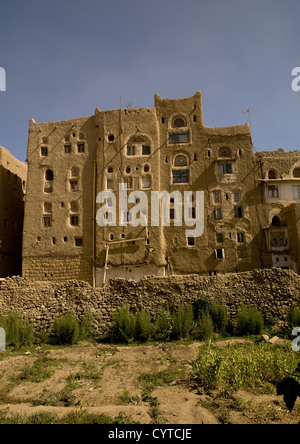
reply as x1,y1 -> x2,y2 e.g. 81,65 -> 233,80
0,268 -> 299,334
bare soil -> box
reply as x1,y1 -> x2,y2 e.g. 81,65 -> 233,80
0,340 -> 299,424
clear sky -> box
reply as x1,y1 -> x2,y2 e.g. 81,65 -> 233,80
0,0 -> 300,162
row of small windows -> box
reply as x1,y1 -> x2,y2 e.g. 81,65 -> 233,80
214,206 -> 243,220
213,190 -> 241,203
107,175 -> 152,190
36,236 -> 83,247
41,143 -> 85,157
43,215 -> 81,227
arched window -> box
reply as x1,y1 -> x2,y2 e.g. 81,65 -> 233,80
174,155 -> 188,167
272,216 -> 281,226
293,167 -> 300,178
172,117 -> 186,128
45,169 -> 53,181
268,170 -> 277,180
218,147 -> 232,158
172,154 -> 189,184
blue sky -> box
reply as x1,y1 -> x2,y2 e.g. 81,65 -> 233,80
0,0 -> 300,162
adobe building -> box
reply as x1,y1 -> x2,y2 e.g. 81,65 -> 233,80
0,146 -> 27,278
21,91 -> 300,286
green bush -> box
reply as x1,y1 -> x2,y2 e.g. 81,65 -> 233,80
236,305 -> 264,336
110,307 -> 136,344
172,305 -> 194,339
193,295 -> 212,318
52,312 -> 80,345
197,310 -> 214,340
154,309 -> 173,341
286,306 -> 300,328
0,311 -> 34,349
210,302 -> 228,335
79,311 -> 94,341
135,309 -> 153,342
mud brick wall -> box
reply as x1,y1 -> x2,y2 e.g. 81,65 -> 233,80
0,268 -> 299,334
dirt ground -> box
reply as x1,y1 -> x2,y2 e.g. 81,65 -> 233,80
0,340 -> 299,424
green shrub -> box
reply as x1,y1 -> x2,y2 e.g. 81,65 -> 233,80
135,309 -> 152,342
154,309 -> 173,341
79,311 -> 94,341
236,305 -> 264,336
172,305 -> 194,339
286,306 -> 300,328
0,311 -> 34,349
197,310 -> 214,340
110,307 -> 136,344
52,311 -> 80,345
193,295 -> 212,318
210,302 -> 228,335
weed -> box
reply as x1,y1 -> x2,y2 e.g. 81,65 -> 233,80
236,305 -> 264,336
0,311 -> 34,349
17,356 -> 58,383
52,312 -> 80,345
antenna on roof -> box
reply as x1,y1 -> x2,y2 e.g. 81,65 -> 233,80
242,108 -> 257,130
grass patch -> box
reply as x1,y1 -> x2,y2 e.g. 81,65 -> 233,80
189,342 -> 299,396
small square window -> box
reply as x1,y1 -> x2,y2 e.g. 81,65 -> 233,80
127,145 -> 135,156
187,237 -> 195,246
70,180 -> 78,192
75,238 -> 83,247
77,143 -> 85,153
71,201 -> 79,212
70,215 -> 79,226
43,216 -> 52,227
64,145 -> 71,154
142,145 -> 151,155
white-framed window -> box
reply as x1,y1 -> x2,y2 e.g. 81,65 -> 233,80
214,207 -> 223,220
213,191 -> 221,203
215,249 -> 225,259
268,185 -> 279,198
237,232 -> 245,243
219,163 -> 233,175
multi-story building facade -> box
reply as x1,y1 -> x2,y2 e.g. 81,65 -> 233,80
0,146 -> 27,278
21,92 -> 300,286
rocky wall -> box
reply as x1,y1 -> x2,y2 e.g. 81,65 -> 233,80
0,268 -> 299,334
